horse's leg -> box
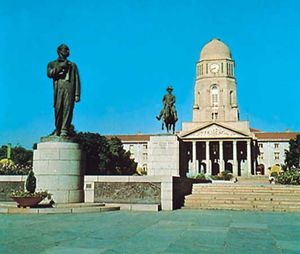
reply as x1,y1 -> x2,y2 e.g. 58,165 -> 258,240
173,123 -> 175,134
162,122 -> 164,130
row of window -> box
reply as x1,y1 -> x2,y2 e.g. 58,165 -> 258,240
130,152 -> 148,160
129,144 -> 147,151
259,152 -> 280,160
258,143 -> 280,149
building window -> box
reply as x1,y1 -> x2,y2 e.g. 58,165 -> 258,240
221,63 -> 223,73
211,85 -> 219,106
142,164 -> 148,172
212,112 -> 218,120
274,152 -> 280,160
258,143 -> 263,148
206,63 -> 208,74
259,152 -> 264,160
143,153 -> 148,160
274,143 -> 279,149
143,144 -> 148,150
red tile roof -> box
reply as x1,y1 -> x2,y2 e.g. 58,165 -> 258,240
254,132 -> 300,140
250,127 -> 262,132
106,134 -> 151,142
106,131 -> 300,142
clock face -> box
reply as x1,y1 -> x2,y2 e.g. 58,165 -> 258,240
210,63 -> 220,73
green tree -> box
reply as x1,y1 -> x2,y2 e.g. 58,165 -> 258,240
106,137 -> 137,175
12,146 -> 33,166
0,145 -> 33,166
285,135 -> 300,169
75,132 -> 136,175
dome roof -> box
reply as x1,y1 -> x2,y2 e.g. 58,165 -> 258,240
200,38 -> 232,60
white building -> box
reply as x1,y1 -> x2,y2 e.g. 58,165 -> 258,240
110,39 -> 299,177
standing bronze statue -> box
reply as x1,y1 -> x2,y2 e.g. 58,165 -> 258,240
47,44 -> 80,137
156,86 -> 178,134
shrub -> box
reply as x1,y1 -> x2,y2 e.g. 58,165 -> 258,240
194,173 -> 206,180
135,167 -> 147,176
0,162 -> 32,175
270,172 -> 278,177
276,169 -> 300,185
26,170 -> 36,193
212,170 -> 233,181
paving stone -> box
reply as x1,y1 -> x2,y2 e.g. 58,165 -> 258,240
0,210 -> 300,253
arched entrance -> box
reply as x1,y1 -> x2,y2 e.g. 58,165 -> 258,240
212,162 -> 219,175
200,162 -> 206,174
225,162 -> 233,173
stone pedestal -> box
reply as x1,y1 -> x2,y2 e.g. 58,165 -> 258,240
148,135 -> 179,176
33,141 -> 85,203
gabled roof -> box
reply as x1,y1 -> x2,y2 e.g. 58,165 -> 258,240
179,122 -> 251,139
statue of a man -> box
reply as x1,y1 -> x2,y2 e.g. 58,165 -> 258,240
47,44 -> 80,137
156,86 -> 178,121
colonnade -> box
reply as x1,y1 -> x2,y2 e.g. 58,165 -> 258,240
189,139 -> 253,176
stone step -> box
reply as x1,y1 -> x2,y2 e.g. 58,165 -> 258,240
185,199 -> 300,206
185,195 -> 300,201
192,189 -> 300,194
0,202 -> 120,214
54,202 -> 105,208
193,185 -> 300,190
183,184 -> 300,211
183,204 -> 300,212
192,191 -> 300,198
184,200 -> 300,208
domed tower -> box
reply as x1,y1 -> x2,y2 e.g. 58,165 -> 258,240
193,38 -> 239,122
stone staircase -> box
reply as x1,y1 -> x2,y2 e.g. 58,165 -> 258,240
184,182 -> 300,212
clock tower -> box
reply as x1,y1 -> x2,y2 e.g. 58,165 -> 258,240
192,38 -> 239,122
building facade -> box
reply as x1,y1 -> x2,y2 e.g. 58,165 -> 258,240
112,39 -> 299,177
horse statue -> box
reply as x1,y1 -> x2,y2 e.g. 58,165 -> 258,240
161,104 -> 177,134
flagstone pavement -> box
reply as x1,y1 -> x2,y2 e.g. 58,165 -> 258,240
0,209 -> 299,254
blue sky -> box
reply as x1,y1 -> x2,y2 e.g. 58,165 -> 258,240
1,0 -> 300,148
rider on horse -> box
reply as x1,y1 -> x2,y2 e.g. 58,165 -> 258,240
156,86 -> 178,122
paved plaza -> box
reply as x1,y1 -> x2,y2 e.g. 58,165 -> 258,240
0,210 -> 299,254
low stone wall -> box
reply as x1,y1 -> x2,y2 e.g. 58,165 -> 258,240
85,176 -> 193,210
85,176 -> 174,210
0,176 -> 26,201
0,175 -> 193,210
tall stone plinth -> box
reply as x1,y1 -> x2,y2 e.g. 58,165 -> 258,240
148,135 -> 180,176
33,141 -> 85,203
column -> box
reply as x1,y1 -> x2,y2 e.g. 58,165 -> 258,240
192,141 -> 197,176
233,141 -> 238,176
247,140 -> 252,176
206,141 -> 211,175
219,141 -> 224,173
